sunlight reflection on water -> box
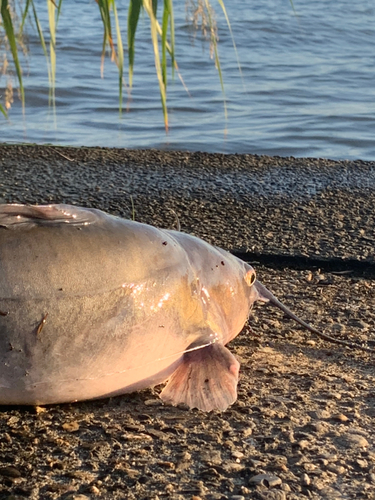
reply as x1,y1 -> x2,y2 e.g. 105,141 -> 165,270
0,0 -> 375,160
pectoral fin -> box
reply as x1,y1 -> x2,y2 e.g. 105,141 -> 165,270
160,343 -> 240,412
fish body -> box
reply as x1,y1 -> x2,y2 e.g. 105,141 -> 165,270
0,205 -> 257,409
1,204 -> 363,411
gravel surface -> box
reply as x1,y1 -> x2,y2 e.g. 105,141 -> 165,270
0,145 -> 374,500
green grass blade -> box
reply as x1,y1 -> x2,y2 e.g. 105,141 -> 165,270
161,1 -> 169,87
97,0 -> 116,76
47,0 -> 56,104
56,0 -> 63,25
112,0 -> 124,114
143,0 -> 168,130
152,0 -> 157,17
0,102 -> 8,118
1,0 -> 25,107
167,0 -> 174,77
204,0 -> 226,121
20,0 -> 31,33
128,0 -> 142,88
289,0 -> 298,17
31,0 -> 51,85
216,0 -> 243,84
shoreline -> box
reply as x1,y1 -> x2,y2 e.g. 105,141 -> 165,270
0,143 -> 374,265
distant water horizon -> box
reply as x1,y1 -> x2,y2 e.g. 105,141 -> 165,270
1,0 -> 374,161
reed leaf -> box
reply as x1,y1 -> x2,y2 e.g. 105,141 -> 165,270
97,0 -> 119,78
112,0 -> 124,114
128,0 -> 142,88
0,102 -> 7,118
47,0 -> 56,104
1,0 -> 233,129
20,0 -> 31,33
143,0 -> 168,130
1,0 -> 24,107
30,0 -> 52,87
204,0 -> 226,121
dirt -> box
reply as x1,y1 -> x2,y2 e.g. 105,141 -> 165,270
0,145 -> 374,500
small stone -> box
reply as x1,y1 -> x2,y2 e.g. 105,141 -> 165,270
62,421 -> 80,432
0,466 -> 22,478
280,483 -> 291,492
334,413 -> 349,422
144,399 -> 162,406
34,405 -> 47,414
356,459 -> 368,469
317,409 -> 331,419
327,464 -> 346,474
201,449 -> 222,465
306,340 -> 316,346
313,421 -> 328,434
7,416 -> 19,426
369,473 -> 375,483
346,434 -> 369,449
301,473 -> 310,486
157,461 -> 175,469
226,463 -> 245,472
248,473 -> 282,488
348,319 -> 369,330
65,495 -> 90,500
303,463 -> 317,472
327,391 -> 341,400
90,485 -> 100,495
332,323 -> 346,333
298,440 -> 310,450
231,496 -> 245,500
232,450 -> 244,459
242,427 -> 253,438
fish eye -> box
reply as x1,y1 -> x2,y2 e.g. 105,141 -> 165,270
245,269 -> 256,286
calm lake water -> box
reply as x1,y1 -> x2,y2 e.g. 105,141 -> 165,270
1,0 -> 375,160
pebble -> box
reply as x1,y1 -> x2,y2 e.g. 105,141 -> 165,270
332,323 -> 346,333
298,440 -> 310,450
348,319 -> 369,330
327,464 -> 346,474
317,409 -> 331,419
334,413 -> 349,422
248,473 -> 282,487
280,483 -> 291,492
62,421 -> 80,432
301,473 -> 311,486
0,466 -> 22,478
65,495 -> 90,500
356,459 -> 368,469
144,399 -> 162,406
89,485 -> 100,495
345,434 -> 369,449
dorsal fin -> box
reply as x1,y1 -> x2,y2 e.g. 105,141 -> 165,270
0,204 -> 100,229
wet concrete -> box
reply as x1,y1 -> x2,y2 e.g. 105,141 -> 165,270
0,144 -> 374,275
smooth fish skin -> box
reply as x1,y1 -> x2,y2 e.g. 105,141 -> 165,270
0,204 -> 257,410
0,204 -> 369,412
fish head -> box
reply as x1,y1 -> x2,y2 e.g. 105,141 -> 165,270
202,251 -> 261,344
